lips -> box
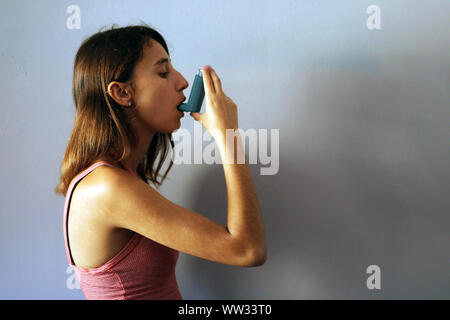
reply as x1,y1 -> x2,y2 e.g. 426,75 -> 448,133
177,97 -> 186,117
177,97 -> 187,113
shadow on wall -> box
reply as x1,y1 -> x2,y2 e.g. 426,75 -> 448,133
176,59 -> 450,299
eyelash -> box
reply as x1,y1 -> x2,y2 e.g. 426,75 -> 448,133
160,72 -> 170,78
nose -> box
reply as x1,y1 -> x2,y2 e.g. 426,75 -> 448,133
177,71 -> 189,91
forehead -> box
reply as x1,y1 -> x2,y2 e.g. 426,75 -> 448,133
140,39 -> 170,67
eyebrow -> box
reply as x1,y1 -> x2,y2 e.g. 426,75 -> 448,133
153,57 -> 171,66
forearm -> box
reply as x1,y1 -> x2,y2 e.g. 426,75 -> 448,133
216,131 -> 266,256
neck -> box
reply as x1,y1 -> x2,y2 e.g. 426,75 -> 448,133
120,128 -> 155,175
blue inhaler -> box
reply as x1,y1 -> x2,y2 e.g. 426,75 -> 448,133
177,69 -> 205,113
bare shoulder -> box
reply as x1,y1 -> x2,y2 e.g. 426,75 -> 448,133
70,164 -> 135,223
80,164 -> 133,187
68,164 -> 138,268
72,164 -> 129,198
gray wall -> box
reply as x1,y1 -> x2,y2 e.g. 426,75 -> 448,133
0,0 -> 448,299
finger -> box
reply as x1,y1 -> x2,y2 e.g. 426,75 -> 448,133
202,66 -> 216,95
209,67 -> 223,94
190,112 -> 202,122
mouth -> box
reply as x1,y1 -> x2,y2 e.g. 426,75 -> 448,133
178,97 -> 186,106
177,97 -> 186,117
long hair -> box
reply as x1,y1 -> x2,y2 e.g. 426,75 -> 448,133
55,23 -> 175,196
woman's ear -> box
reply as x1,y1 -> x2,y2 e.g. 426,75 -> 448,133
107,81 -> 134,107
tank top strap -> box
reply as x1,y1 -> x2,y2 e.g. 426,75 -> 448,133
118,161 -> 136,177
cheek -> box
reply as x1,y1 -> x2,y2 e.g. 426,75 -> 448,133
134,88 -> 176,130
135,84 -> 164,113
141,86 -> 172,113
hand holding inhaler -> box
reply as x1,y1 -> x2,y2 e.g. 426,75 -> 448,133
178,66 -> 238,142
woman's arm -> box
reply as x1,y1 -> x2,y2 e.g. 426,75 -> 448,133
90,163 -> 265,267
218,131 -> 266,265
90,65 -> 266,267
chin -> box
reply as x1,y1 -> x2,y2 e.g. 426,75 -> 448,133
151,116 -> 182,132
172,119 -> 182,131
158,122 -> 181,134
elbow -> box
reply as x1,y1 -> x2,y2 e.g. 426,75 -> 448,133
249,254 -> 266,267
229,234 -> 267,267
245,246 -> 267,267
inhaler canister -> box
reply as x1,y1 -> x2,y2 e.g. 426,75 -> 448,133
177,69 -> 205,113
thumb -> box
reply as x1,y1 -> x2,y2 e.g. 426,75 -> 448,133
190,112 -> 202,122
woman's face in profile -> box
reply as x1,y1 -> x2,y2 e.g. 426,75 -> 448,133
130,39 -> 188,134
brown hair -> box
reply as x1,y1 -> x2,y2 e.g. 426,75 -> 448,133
54,23 -> 175,196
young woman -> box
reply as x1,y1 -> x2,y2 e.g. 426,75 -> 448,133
55,24 -> 266,300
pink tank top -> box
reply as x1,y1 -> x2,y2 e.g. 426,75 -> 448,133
63,161 -> 182,300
